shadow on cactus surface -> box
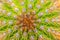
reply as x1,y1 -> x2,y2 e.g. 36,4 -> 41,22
0,0 -> 60,40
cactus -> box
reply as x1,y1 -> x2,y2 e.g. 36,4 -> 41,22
0,0 -> 60,40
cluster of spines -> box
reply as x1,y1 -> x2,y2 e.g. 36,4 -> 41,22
0,0 -> 60,40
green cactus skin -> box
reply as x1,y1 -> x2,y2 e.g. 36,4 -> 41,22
0,0 -> 60,40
